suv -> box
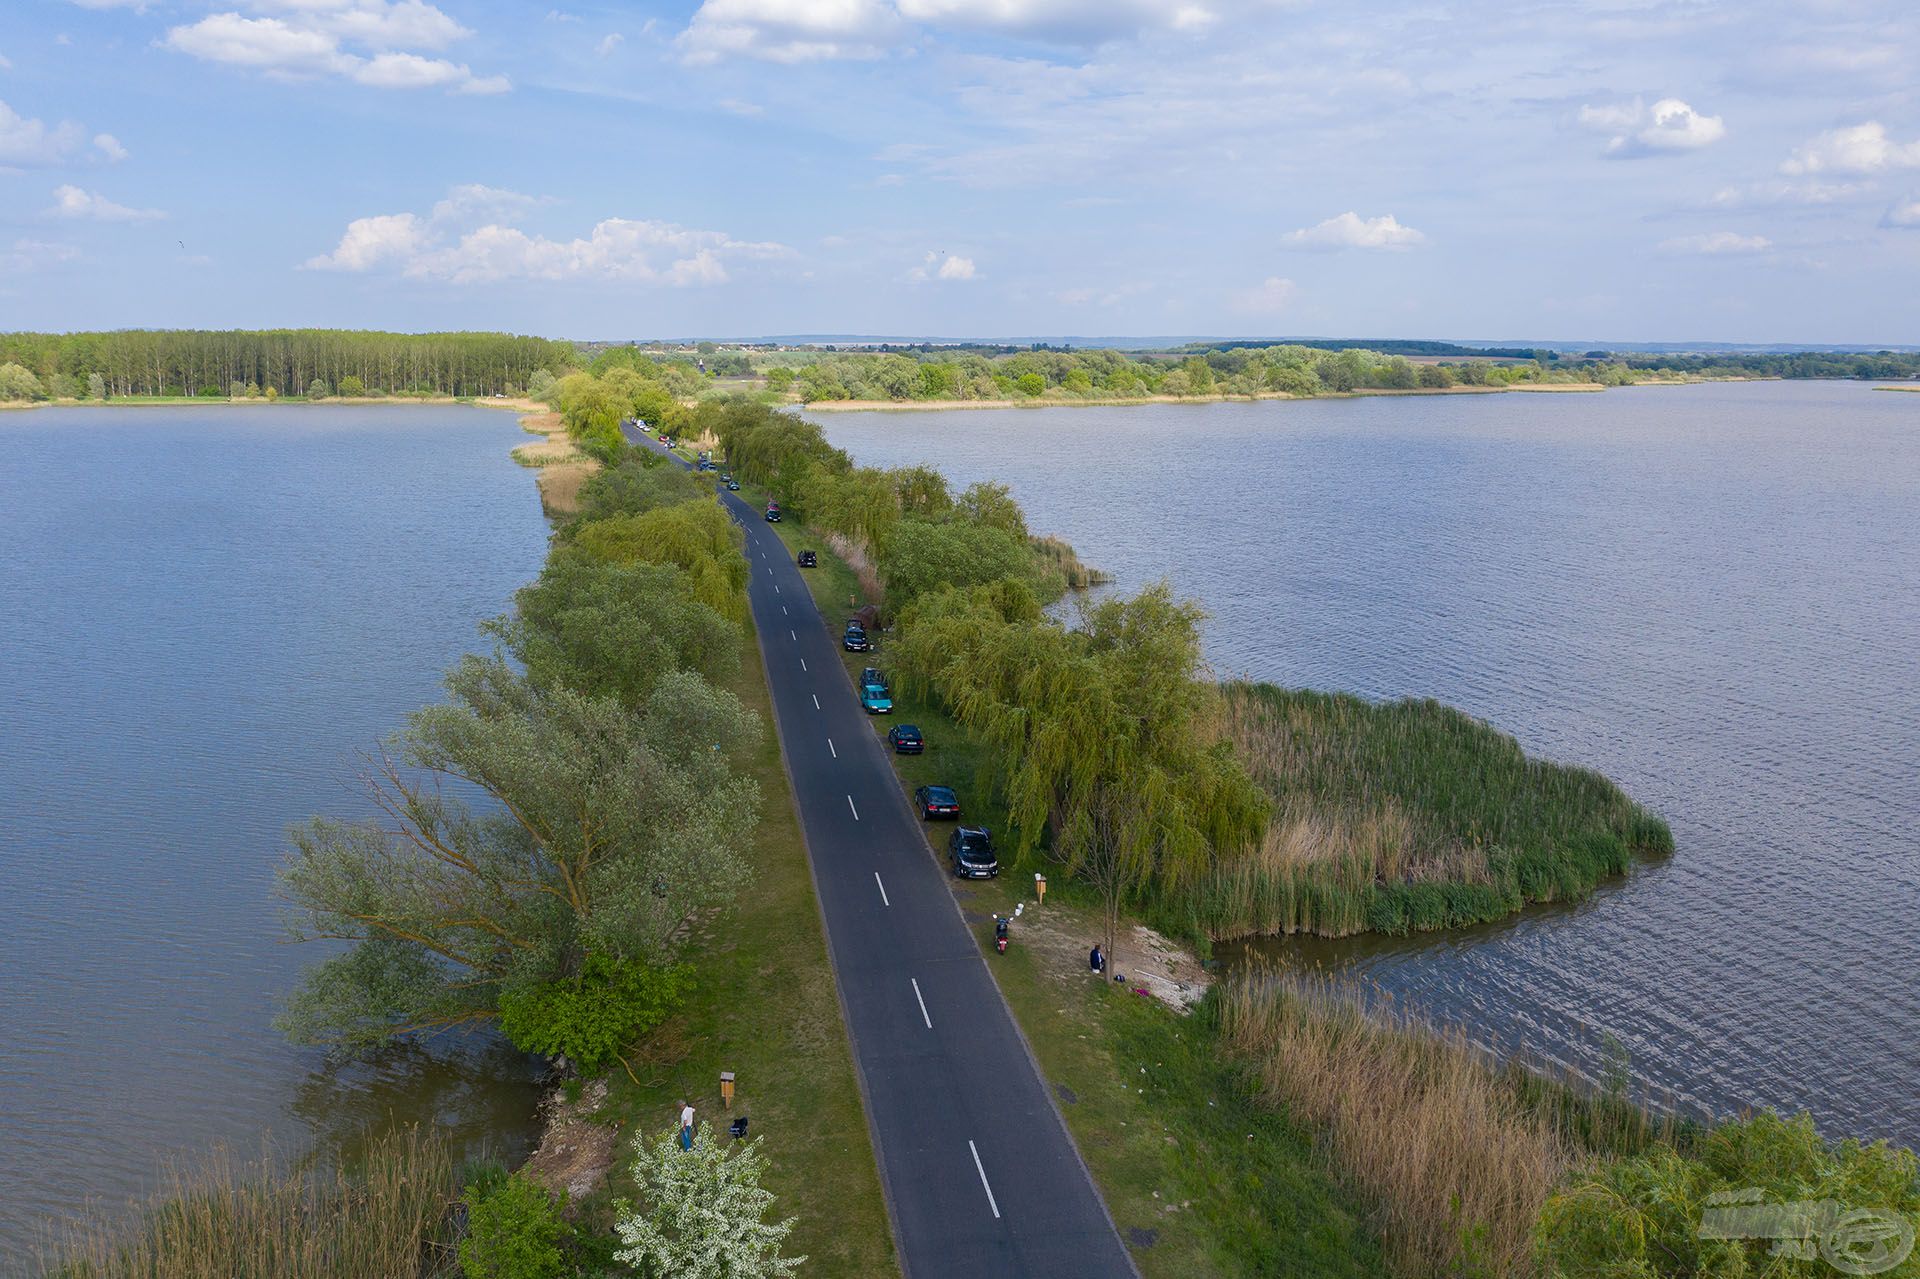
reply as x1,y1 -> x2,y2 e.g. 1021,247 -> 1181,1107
948,826 -> 999,879
843,624 -> 870,652
798,550 -> 817,568
887,724 -> 923,754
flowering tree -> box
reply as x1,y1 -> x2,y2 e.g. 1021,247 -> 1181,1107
613,1124 -> 804,1279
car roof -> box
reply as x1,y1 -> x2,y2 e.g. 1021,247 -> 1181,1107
894,723 -> 920,733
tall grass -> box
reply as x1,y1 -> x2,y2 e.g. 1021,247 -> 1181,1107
1191,684 -> 1673,937
46,1126 -> 459,1279
1029,534 -> 1110,589
1217,972 -> 1678,1278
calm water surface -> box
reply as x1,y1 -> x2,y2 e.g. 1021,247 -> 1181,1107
813,382 -> 1920,1144
0,406 -> 548,1260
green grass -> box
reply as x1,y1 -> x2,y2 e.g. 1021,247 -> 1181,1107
581,614 -> 898,1278
756,507 -> 1386,1277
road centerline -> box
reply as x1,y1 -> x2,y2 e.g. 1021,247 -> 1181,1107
969,1141 -> 1002,1219
847,794 -> 859,821
911,977 -> 932,1029
874,872 -> 890,906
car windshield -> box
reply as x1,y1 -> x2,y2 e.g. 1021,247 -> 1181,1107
896,726 -> 919,737
957,834 -> 994,860
925,787 -> 956,803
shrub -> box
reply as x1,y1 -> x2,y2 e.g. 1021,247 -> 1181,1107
497,954 -> 692,1072
0,361 -> 47,401
88,372 -> 107,400
308,378 -> 330,399
1015,371 -> 1045,397
460,1172 -> 571,1279
527,367 -> 558,403
338,374 -> 367,397
614,1124 -> 804,1279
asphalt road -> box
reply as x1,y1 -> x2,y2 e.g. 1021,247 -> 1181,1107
627,430 -> 1136,1278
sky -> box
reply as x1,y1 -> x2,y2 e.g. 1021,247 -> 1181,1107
2,0 -> 1917,343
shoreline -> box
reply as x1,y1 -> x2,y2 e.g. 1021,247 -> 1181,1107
794,379 -> 1732,413
0,394 -> 537,413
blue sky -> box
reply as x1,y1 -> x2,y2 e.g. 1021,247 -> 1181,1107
2,0 -> 1917,342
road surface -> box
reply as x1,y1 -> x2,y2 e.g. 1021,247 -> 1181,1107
629,431 -> 1137,1278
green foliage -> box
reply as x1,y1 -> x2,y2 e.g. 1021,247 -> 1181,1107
1015,371 -> 1046,397
1536,1111 -> 1920,1278
554,372 -> 628,459
526,368 -> 557,403
571,499 -> 750,622
876,520 -> 1035,609
0,361 -> 47,401
497,954 -> 691,1071
276,660 -> 758,1052
307,378 -> 329,399
955,480 -> 1028,540
87,371 -> 106,400
571,451 -> 711,525
614,1125 -> 805,1279
338,374 -> 366,397
763,366 -> 794,394
460,1172 -> 571,1279
494,552 -> 741,710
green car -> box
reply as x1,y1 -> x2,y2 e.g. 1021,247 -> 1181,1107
860,682 -> 892,714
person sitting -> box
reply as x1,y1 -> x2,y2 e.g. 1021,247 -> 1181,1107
1089,944 -> 1105,974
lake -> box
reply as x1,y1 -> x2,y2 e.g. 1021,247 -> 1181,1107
0,405 -> 549,1260
812,382 -> 1920,1145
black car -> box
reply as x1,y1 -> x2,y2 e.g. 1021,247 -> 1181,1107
798,550 -> 817,568
914,785 -> 960,820
948,826 -> 998,878
887,724 -> 923,754
764,506 -> 781,522
843,625 -> 870,652
727,481 -> 740,491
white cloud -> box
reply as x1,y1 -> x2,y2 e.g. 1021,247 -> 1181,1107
304,187 -> 790,285
1659,231 -> 1772,255
48,184 -> 165,221
1283,211 -> 1425,251
2,238 -> 82,273
0,98 -> 89,167
163,2 -> 506,93
1782,122 -> 1920,176
1882,198 -> 1920,229
1579,97 -> 1724,156
895,0 -> 1192,43
718,98 -> 764,117
906,250 -> 976,281
680,0 -> 902,64
1707,179 -> 1868,210
0,51 -> 12,71
93,133 -> 129,161
596,32 -> 624,55
1234,275 -> 1296,313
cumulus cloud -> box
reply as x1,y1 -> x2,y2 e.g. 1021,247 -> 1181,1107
164,1 -> 507,93
1283,212 -> 1425,251
894,0 -> 1198,44
1579,97 -> 1724,156
1659,231 -> 1771,255
595,32 -> 624,55
48,184 -> 165,221
1234,275 -> 1296,313
1782,122 -> 1920,176
905,251 -> 976,281
0,99 -> 91,167
304,186 -> 789,284
1882,198 -> 1920,229
680,0 -> 903,64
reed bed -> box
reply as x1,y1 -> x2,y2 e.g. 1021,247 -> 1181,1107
46,1126 -> 459,1279
1194,684 -> 1673,937
1029,534 -> 1110,589
824,530 -> 884,603
1217,973 -> 1675,1278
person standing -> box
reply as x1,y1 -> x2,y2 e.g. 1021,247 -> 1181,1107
1089,944 -> 1105,975
678,1100 -> 695,1151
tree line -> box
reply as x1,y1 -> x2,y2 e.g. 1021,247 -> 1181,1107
0,328 -> 577,399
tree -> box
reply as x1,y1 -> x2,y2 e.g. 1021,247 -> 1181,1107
571,500 -> 750,622
492,552 -> 742,710
460,1172 -> 571,1279
614,1125 -> 805,1279
276,659 -> 759,1051
308,378 -> 330,399
526,368 -> 557,403
894,584 -> 1265,973
338,373 -> 368,397
877,520 -> 1034,609
890,465 -> 951,520
764,366 -> 794,395
956,480 -> 1028,541
87,372 -> 106,401
0,362 -> 46,401
1015,372 -> 1046,397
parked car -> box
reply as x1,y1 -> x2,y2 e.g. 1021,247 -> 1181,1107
843,624 -> 870,652
948,826 -> 999,878
914,785 -> 961,820
765,505 -> 782,522
721,472 -> 732,482
798,550 -> 817,568
887,724 -> 923,754
860,682 -> 892,714
727,480 -> 740,491
860,667 -> 886,690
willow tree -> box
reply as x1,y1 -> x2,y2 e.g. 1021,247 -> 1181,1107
277,657 -> 758,1052
570,499 -> 750,622
896,582 -> 1266,972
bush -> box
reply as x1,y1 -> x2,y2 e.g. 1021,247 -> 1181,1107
338,374 -> 367,397
1537,1111 -> 1920,1277
615,1124 -> 804,1278
0,361 -> 47,401
497,954 -> 691,1072
88,372 -> 107,400
1015,372 -> 1045,397
460,1172 -> 571,1279
308,378 -> 330,399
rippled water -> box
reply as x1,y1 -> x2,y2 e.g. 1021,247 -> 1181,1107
813,382 -> 1920,1144
0,406 -> 549,1259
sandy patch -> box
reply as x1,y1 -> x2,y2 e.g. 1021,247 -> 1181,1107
522,1077 -> 620,1203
